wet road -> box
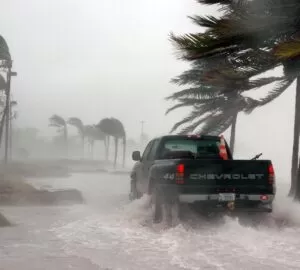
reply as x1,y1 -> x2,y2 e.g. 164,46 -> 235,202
1,173 -> 300,270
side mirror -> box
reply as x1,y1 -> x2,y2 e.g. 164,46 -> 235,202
132,151 -> 141,161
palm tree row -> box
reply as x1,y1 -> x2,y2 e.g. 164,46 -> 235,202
168,0 -> 300,199
49,115 -> 126,168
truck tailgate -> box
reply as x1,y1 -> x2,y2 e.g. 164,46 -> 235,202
178,159 -> 274,194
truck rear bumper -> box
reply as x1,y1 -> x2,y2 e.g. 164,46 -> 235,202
178,194 -> 274,213
179,194 -> 274,203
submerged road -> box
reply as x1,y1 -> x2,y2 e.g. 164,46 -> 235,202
1,172 -> 300,270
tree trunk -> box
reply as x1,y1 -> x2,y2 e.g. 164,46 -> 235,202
122,136 -> 126,168
4,68 -> 11,164
229,112 -> 238,155
105,136 -> 110,161
289,80 -> 300,197
293,77 -> 300,200
64,126 -> 68,158
113,136 -> 118,169
82,135 -> 85,159
90,140 -> 94,160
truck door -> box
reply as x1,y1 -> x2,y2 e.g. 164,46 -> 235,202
140,139 -> 160,193
135,140 -> 154,193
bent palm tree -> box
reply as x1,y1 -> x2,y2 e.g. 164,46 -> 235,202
167,57 -> 282,154
49,114 -> 68,157
68,117 -> 85,158
97,117 -> 126,168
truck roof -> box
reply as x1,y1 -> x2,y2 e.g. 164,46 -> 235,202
153,134 -> 221,141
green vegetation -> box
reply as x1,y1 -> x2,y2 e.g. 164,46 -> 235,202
168,0 -> 300,199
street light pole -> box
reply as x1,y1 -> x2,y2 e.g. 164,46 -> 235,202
4,66 -> 17,164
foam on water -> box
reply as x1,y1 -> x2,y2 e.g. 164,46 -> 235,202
48,174 -> 300,269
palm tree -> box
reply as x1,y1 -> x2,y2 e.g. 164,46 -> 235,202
0,35 -> 11,64
97,117 -> 126,168
68,117 -> 85,158
169,0 -> 300,198
49,114 -> 68,157
167,57 -> 282,154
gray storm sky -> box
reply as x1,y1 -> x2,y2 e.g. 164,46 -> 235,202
1,0 -> 212,137
0,0 -> 296,177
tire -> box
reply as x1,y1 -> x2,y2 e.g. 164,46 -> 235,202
152,185 -> 163,223
152,185 -> 180,227
163,200 -> 180,227
129,179 -> 141,201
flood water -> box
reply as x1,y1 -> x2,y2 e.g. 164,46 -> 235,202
1,173 -> 300,270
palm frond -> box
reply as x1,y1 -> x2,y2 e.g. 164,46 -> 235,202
176,112 -> 216,135
49,123 -> 62,128
165,86 -> 219,101
165,96 -> 226,115
273,39 -> 300,60
196,0 -> 231,4
165,99 -> 202,115
169,109 -> 209,133
257,78 -> 295,106
49,114 -> 66,127
242,97 -> 261,114
197,111 -> 237,135
188,15 -> 221,29
0,36 -> 11,61
243,76 -> 285,91
169,32 -> 239,60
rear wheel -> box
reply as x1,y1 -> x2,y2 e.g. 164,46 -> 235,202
152,185 -> 180,227
152,186 -> 163,223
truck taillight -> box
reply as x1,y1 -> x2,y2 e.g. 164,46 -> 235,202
268,164 -> 275,185
176,163 -> 185,185
260,195 -> 269,201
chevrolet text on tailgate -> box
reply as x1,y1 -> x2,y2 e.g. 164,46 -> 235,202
129,134 -> 276,226
179,173 -> 264,180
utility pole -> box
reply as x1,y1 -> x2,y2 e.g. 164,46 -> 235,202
9,103 -> 15,160
4,63 -> 17,164
4,66 -> 11,164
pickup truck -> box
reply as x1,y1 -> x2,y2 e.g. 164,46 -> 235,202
129,135 -> 276,225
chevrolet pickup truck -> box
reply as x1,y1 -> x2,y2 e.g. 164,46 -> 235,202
129,135 -> 276,225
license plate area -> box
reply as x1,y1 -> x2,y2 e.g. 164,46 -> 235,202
218,193 -> 236,202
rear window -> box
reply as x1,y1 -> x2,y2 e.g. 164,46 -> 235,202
158,138 -> 221,159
